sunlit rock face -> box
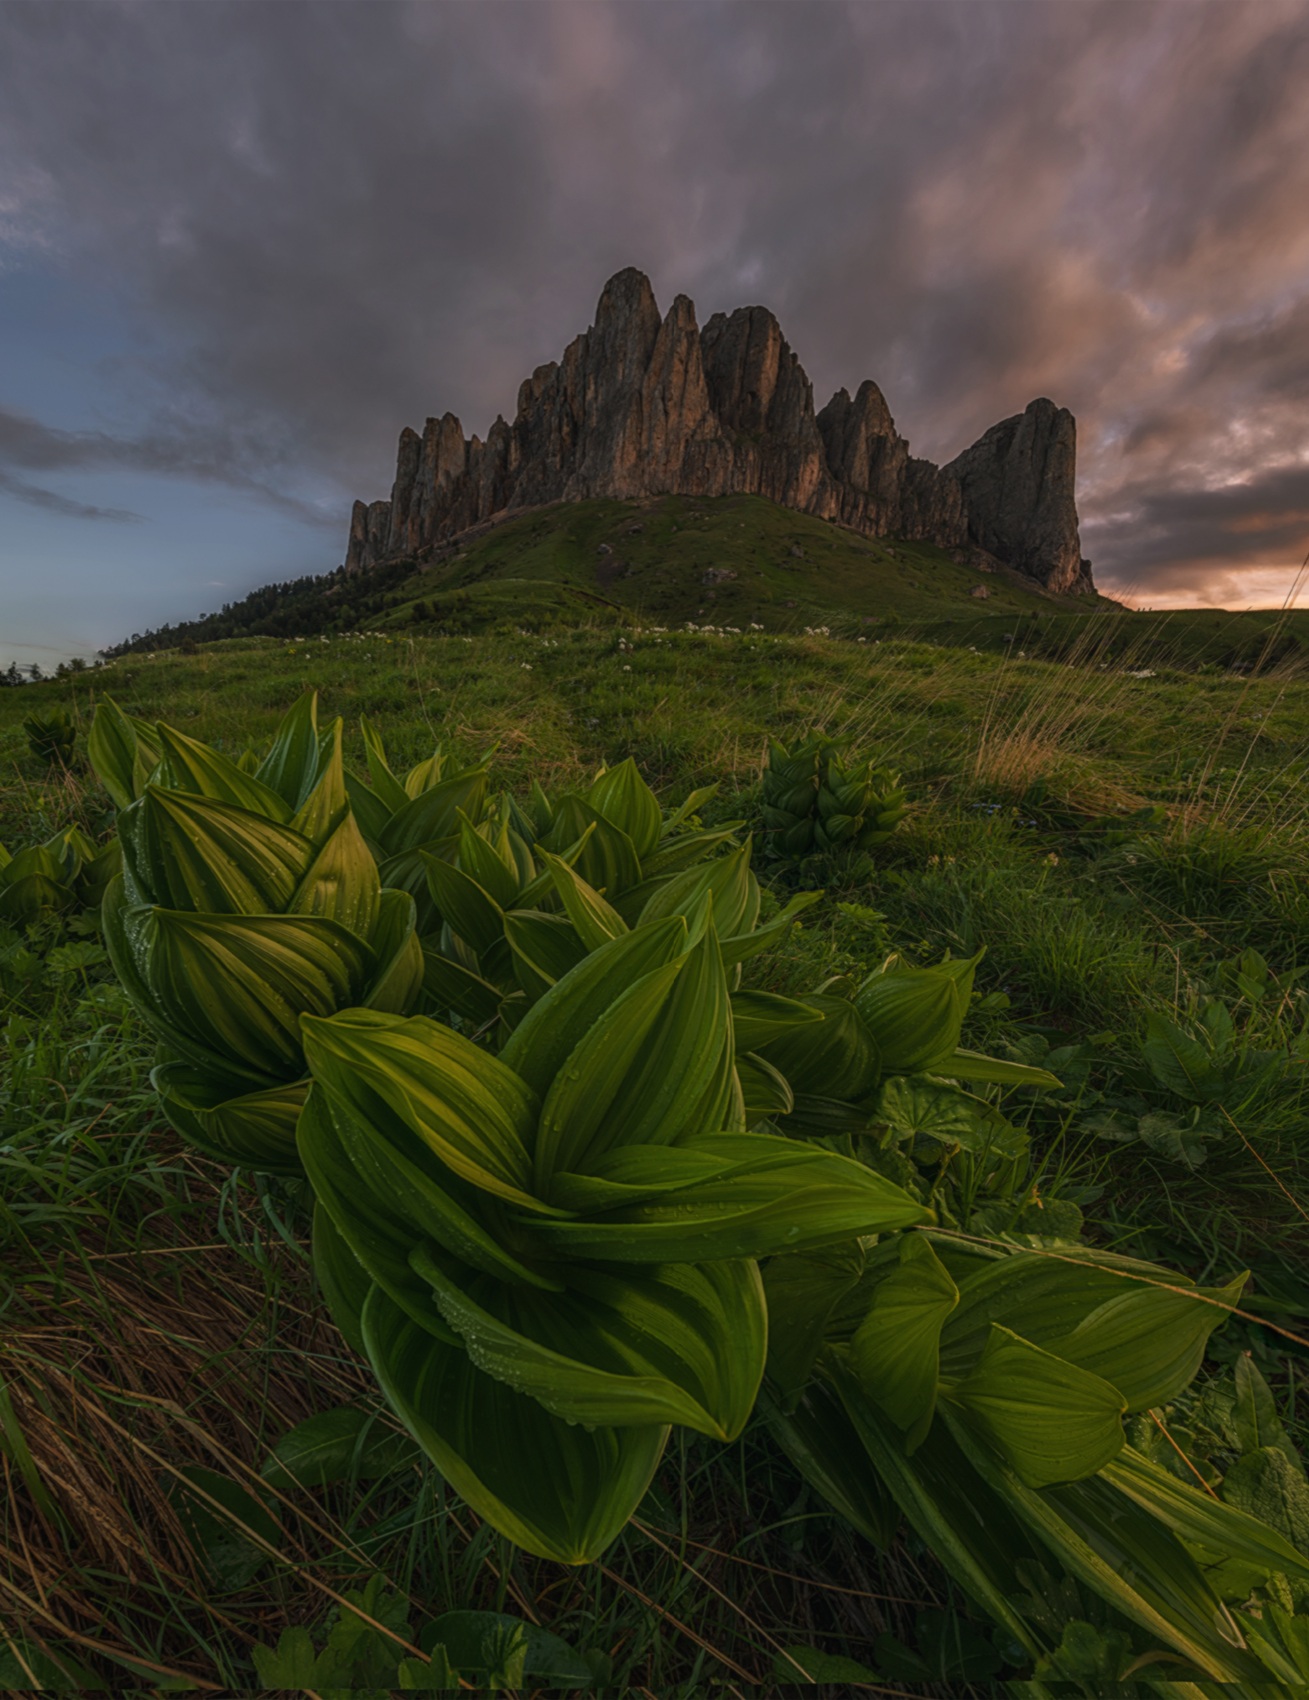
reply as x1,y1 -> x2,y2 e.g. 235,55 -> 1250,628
344,268 -> 1091,594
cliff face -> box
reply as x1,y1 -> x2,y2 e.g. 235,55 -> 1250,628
942,399 -> 1092,595
345,268 -> 1091,593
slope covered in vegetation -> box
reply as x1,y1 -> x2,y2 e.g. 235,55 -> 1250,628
3,621 -> 1308,1692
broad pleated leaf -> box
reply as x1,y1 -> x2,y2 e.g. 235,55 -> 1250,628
300,1010 -> 541,1209
381,768 -> 491,855
404,751 -> 446,798
941,1252 -> 1246,1412
937,1049 -> 1061,1089
362,1286 -> 668,1564
639,842 -> 760,938
153,1062 -> 306,1173
760,994 -> 881,1102
1105,1448 -> 1309,1583
310,1079 -> 562,1288
361,888 -> 423,1013
544,796 -> 641,896
88,698 -> 162,810
853,957 -> 979,1075
817,1359 -> 1044,1653
503,911 -> 589,1001
730,990 -> 825,1053
541,852 -> 627,949
1,874 -> 73,921
545,1141 -> 756,1214
358,713 -> 411,816
299,1088 -> 462,1339
636,823 -> 742,882
343,767 -> 394,844
587,758 -> 663,859
288,719 -> 350,847
312,1203 -> 372,1355
661,781 -> 719,835
534,925 -> 732,1178
255,693 -> 325,809
524,1132 -> 929,1262
120,787 -> 312,914
759,1381 -> 899,1548
968,1433 -> 1267,1683
719,889 -> 823,967
412,1251 -> 764,1439
764,1242 -> 867,1404
1037,1270 -> 1246,1413
737,1051 -> 794,1122
143,908 -> 373,1078
103,880 -> 251,1080
288,811 -> 381,938
422,945 -> 504,1024
423,852 -> 505,958
851,1234 -> 959,1448
154,724 -> 293,821
947,1325 -> 1126,1488
501,918 -> 689,1104
456,813 -> 520,912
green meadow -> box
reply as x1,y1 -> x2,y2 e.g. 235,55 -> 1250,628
3,599 -> 1309,1692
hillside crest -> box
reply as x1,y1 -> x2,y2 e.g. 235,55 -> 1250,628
346,268 -> 1092,594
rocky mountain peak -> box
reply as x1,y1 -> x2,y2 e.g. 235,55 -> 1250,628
344,268 -> 1091,595
943,397 -> 1089,595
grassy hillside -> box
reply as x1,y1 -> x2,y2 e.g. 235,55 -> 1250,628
105,492 -> 1115,654
4,623 -> 1309,1690
383,492 -> 1108,626
104,492 -> 1309,679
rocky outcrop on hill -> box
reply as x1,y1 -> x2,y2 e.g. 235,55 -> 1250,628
942,399 -> 1092,595
344,268 -> 1091,593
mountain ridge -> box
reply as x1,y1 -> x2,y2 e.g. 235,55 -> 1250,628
345,269 -> 1093,595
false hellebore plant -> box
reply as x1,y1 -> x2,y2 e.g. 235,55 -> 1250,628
763,1233 -> 1309,1685
761,733 -> 908,859
93,696 -> 422,1172
298,908 -> 930,1563
422,797 -> 820,1040
85,694 -> 1303,1678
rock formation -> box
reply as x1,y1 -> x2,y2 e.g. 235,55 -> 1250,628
942,399 -> 1091,595
344,268 -> 1091,594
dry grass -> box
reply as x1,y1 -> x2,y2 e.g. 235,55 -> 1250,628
2,1146 -> 945,1692
967,618 -> 1153,800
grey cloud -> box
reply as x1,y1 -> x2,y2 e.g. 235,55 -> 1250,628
0,403 -> 337,527
0,465 -> 140,522
1087,463 -> 1309,577
0,0 -> 1307,603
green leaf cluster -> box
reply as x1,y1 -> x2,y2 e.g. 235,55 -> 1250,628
301,908 -> 928,1561
761,732 -> 908,858
80,703 -> 1309,1671
420,768 -> 817,1037
93,694 -> 423,1171
765,1231 -> 1309,1683
251,1575 -> 606,1692
22,708 -> 77,768
0,824 -> 118,924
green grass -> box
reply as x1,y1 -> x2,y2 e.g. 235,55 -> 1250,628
3,611 -> 1308,1691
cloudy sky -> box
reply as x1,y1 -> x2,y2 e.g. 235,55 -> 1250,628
2,0 -> 1308,666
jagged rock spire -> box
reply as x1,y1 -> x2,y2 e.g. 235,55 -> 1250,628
344,269 -> 1090,594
